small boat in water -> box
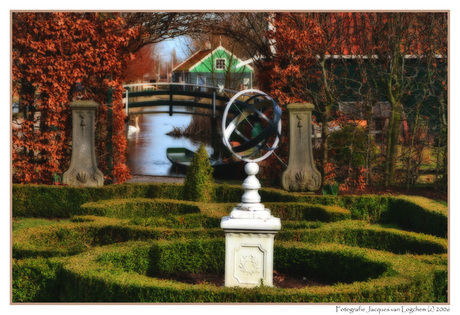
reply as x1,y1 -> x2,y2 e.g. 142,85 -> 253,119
166,147 -> 243,179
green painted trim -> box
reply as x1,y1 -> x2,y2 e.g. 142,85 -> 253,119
189,47 -> 253,74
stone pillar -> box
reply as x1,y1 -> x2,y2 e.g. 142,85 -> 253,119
63,100 -> 104,187
221,163 -> 281,288
281,103 -> 321,192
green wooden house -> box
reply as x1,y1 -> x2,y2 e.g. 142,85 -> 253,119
172,45 -> 254,91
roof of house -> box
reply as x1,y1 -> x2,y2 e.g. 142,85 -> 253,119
172,45 -> 254,72
173,49 -> 213,72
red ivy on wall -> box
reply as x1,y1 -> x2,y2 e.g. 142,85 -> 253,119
12,12 -> 138,184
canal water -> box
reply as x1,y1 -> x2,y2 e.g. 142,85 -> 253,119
126,108 -> 213,177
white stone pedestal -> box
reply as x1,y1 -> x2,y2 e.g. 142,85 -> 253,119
221,163 -> 281,288
221,217 -> 280,287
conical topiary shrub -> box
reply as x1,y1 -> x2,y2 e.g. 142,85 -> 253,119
183,144 -> 214,202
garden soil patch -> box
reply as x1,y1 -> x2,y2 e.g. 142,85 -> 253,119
158,270 -> 334,288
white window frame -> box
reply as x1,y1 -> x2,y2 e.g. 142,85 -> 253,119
215,58 -> 227,70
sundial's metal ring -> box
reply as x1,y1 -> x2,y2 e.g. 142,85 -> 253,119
222,89 -> 282,163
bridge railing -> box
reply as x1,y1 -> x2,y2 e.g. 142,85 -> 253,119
122,82 -> 245,118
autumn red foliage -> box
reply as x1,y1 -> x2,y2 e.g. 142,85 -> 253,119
258,12 -> 447,192
259,13 -> 353,182
12,12 -> 138,184
124,43 -> 158,83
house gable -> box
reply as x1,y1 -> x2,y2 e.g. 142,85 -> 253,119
172,49 -> 213,72
173,46 -> 253,74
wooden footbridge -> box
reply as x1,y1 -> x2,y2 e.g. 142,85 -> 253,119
123,82 -> 246,118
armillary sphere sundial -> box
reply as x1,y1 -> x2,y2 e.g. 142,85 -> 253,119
220,89 -> 282,288
221,89 -> 282,214
222,89 -> 282,164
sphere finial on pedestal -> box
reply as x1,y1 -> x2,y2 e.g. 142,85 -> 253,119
240,162 -> 262,210
244,162 -> 259,176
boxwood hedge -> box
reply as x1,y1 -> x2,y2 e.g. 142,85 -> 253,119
13,215 -> 446,260
12,216 -> 224,259
13,240 -> 445,303
385,196 -> 448,238
80,198 -> 201,218
266,202 -> 351,222
12,183 -> 185,217
12,183 -> 448,303
12,257 -> 61,302
13,183 -> 447,237
277,221 -> 447,255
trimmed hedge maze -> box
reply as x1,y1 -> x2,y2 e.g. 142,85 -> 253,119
12,183 -> 448,303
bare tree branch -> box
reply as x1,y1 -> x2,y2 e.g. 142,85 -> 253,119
122,12 -> 211,52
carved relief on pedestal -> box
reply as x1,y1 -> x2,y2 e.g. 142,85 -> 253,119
239,254 -> 260,276
79,112 -> 87,136
296,113 -> 306,138
282,168 -> 321,192
76,170 -> 89,184
233,244 -> 266,285
64,168 -> 104,187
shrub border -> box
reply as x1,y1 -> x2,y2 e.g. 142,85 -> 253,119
12,216 -> 224,259
80,198 -> 202,218
386,196 -> 448,238
13,213 -> 447,260
277,220 -> 447,255
13,183 -> 447,237
52,240 -> 447,303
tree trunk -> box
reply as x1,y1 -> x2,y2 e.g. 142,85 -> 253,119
405,105 -> 420,190
365,104 -> 374,185
347,126 -> 356,180
321,113 -> 330,169
384,102 -> 402,187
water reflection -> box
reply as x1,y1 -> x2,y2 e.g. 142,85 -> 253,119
126,109 -> 213,176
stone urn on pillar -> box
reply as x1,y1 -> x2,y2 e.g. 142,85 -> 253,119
281,103 -> 322,193
63,100 -> 104,187
220,89 -> 282,288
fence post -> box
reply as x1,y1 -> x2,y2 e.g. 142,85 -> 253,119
212,89 -> 216,119
169,87 -> 173,116
124,88 -> 129,116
